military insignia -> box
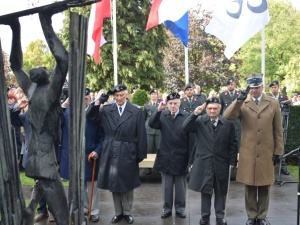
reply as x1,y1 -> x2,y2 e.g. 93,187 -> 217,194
184,98 -> 187,101
225,92 -> 228,95
236,92 -> 240,95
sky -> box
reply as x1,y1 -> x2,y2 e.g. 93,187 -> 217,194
0,0 -> 299,54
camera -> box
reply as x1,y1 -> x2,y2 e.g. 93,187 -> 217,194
280,100 -> 291,115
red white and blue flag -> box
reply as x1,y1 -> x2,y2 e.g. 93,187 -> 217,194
87,0 -> 111,63
146,0 -> 189,47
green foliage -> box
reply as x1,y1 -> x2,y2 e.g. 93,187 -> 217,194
20,171 -> 69,187
285,106 -> 300,165
131,89 -> 149,106
287,165 -> 299,180
162,7 -> 242,94
237,0 -> 300,93
2,51 -> 17,86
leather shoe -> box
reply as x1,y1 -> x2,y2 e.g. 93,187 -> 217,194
34,212 -> 49,222
176,211 -> 186,218
257,218 -> 270,225
111,214 -> 123,223
124,215 -> 134,224
216,218 -> 227,225
199,216 -> 210,225
281,168 -> 290,175
161,211 -> 172,219
90,214 -> 100,222
246,218 -> 256,225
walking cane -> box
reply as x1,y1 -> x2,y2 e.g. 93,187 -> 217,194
88,153 -> 97,220
224,165 -> 233,217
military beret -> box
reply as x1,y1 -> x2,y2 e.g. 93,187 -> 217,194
184,83 -> 193,91
111,84 -> 127,94
149,88 -> 158,94
167,92 -> 180,102
246,73 -> 263,88
226,77 -> 235,85
132,85 -> 139,90
269,80 -> 279,87
7,84 -> 17,92
206,97 -> 221,105
85,88 -> 90,96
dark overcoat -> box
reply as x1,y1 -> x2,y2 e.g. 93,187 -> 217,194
183,114 -> 238,195
91,102 -> 147,192
149,109 -> 190,175
84,117 -> 105,182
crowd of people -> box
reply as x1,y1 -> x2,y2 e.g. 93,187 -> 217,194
7,68 -> 300,225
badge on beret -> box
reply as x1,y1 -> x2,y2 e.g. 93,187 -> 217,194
206,97 -> 221,105
167,92 -> 180,101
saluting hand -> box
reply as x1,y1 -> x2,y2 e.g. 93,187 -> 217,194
194,102 -> 206,116
157,101 -> 167,112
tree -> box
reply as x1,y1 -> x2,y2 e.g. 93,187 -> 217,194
59,1 -> 169,92
162,6 -> 242,94
2,50 -> 16,86
237,0 -> 300,93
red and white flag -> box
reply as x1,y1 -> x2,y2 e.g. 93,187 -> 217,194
87,0 -> 111,63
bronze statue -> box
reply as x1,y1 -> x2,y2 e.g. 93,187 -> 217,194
4,7 -> 68,225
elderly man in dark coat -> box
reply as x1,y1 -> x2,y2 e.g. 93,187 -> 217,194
87,84 -> 147,224
183,97 -> 238,225
149,92 -> 190,219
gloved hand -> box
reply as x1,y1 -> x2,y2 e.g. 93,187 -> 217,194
272,154 -> 280,166
237,86 -> 250,101
100,93 -> 109,104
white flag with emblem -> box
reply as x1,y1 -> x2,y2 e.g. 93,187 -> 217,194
205,0 -> 270,59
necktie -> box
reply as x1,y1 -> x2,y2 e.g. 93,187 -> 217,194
153,102 -> 156,107
211,120 -> 216,129
255,99 -> 259,106
230,92 -> 234,99
119,106 -> 122,114
172,113 -> 175,120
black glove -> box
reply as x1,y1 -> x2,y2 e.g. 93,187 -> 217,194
100,93 -> 109,104
237,86 -> 250,101
272,154 -> 280,166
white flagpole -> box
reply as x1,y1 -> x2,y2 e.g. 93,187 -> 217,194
112,0 -> 118,85
185,46 -> 189,84
261,27 -> 265,92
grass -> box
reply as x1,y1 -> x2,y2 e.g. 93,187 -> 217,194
20,171 -> 69,187
287,165 -> 299,180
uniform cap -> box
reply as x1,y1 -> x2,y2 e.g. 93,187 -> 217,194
167,92 -> 180,102
149,88 -> 158,94
269,80 -> 279,87
85,88 -> 90,96
226,77 -> 235,85
206,97 -> 221,105
246,73 -> 263,88
111,84 -> 127,94
184,83 -> 193,91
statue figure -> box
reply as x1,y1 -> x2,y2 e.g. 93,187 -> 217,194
4,7 -> 69,225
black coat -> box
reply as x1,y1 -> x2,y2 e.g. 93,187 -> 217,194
183,114 -> 238,195
89,102 -> 147,192
149,109 -> 190,175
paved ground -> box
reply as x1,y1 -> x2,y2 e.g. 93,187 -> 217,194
27,167 -> 298,225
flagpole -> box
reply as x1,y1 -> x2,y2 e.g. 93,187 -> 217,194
185,46 -> 189,84
261,27 -> 265,92
112,0 -> 118,85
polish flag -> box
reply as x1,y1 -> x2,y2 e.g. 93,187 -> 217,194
87,0 -> 111,63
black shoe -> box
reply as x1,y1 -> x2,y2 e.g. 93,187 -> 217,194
216,218 -> 227,225
111,214 -> 123,223
124,215 -> 134,224
246,218 -> 256,225
175,211 -> 186,218
281,168 -> 290,175
145,168 -> 152,175
161,211 -> 172,219
199,216 -> 210,225
257,218 -> 270,225
90,214 -> 100,222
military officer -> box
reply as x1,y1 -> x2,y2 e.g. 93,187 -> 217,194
220,77 -> 241,150
143,88 -> 162,175
268,80 -> 290,175
181,83 -> 204,114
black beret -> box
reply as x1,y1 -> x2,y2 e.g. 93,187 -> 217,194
246,73 -> 263,87
184,83 -> 193,91
149,88 -> 158,94
167,92 -> 180,102
7,84 -> 17,90
111,84 -> 127,94
132,85 -> 139,90
206,97 -> 221,105
269,80 -> 279,87
226,77 -> 235,85
85,88 -> 90,96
